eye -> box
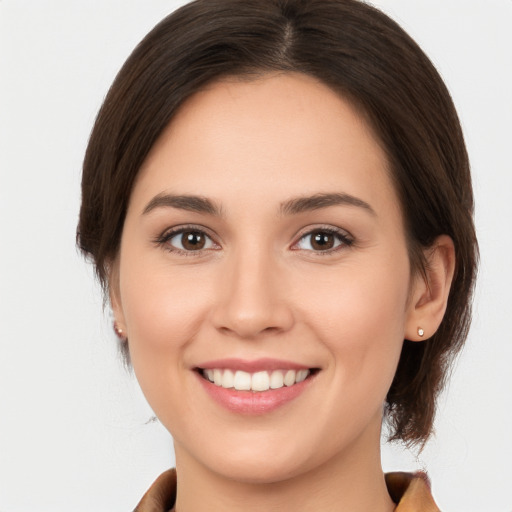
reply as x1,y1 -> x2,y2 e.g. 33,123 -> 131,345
156,227 -> 219,254
170,230 -> 213,251
294,228 -> 352,252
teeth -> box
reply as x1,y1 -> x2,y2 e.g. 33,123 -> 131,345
269,370 -> 284,389
221,369 -> 234,388
296,369 -> 309,383
202,368 -> 311,392
234,370 -> 252,390
284,369 -> 296,386
251,371 -> 270,391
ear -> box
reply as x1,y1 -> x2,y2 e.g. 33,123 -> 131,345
405,235 -> 456,341
108,258 -> 127,336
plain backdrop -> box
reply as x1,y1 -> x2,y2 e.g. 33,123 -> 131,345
0,1 -> 511,511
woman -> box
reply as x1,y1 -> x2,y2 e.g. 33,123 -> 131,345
77,0 -> 477,510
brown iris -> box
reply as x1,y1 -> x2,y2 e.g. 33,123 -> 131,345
310,231 -> 336,250
181,231 -> 207,250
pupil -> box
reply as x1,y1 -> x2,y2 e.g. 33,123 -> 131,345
312,232 -> 334,250
182,231 -> 205,250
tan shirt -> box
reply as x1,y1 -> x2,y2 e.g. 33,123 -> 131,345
133,469 -> 440,511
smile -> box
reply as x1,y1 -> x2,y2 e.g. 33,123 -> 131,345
201,368 -> 311,392
195,360 -> 319,414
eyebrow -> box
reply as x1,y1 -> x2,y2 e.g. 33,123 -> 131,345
142,194 -> 222,216
142,191 -> 375,217
279,192 -> 376,216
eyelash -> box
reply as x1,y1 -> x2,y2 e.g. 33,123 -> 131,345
153,225 -> 354,256
292,226 -> 354,255
153,225 -> 220,257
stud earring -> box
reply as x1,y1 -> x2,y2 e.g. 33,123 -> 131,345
113,322 -> 126,340
417,327 -> 425,337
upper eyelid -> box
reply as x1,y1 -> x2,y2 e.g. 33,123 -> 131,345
292,224 -> 353,241
159,224 -> 218,240
155,224 -> 222,251
290,226 -> 354,251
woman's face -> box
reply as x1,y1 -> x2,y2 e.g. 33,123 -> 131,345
113,73 -> 422,483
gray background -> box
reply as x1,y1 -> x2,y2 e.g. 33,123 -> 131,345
0,1 -> 511,510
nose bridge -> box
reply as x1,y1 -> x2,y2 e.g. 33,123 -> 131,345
212,242 -> 293,338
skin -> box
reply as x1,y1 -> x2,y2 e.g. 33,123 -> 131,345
111,73 -> 454,512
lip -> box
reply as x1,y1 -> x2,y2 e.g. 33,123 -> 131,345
194,359 -> 318,415
195,357 -> 311,373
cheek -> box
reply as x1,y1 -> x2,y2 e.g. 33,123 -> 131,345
121,266 -> 210,354
297,256 -> 410,391
300,256 -> 409,336
118,260 -> 214,429
289,264 -> 409,448
116,236 -> 216,392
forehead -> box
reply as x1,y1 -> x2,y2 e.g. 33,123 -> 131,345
132,72 -> 398,219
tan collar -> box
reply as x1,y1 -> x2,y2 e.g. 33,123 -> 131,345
133,469 -> 177,512
134,469 -> 440,512
386,472 -> 440,511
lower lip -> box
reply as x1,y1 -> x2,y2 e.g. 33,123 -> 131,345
195,372 -> 315,415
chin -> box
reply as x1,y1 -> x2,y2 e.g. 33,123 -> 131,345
209,455 -> 310,485
182,431 -> 322,486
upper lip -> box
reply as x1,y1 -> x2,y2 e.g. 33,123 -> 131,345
195,358 -> 314,373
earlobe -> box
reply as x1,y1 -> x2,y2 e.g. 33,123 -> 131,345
108,259 -> 127,337
405,235 -> 456,341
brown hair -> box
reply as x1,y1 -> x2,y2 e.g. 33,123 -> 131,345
77,0 -> 478,445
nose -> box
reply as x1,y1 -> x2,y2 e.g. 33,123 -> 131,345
211,249 -> 295,339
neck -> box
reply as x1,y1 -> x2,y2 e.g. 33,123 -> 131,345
173,417 -> 395,512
